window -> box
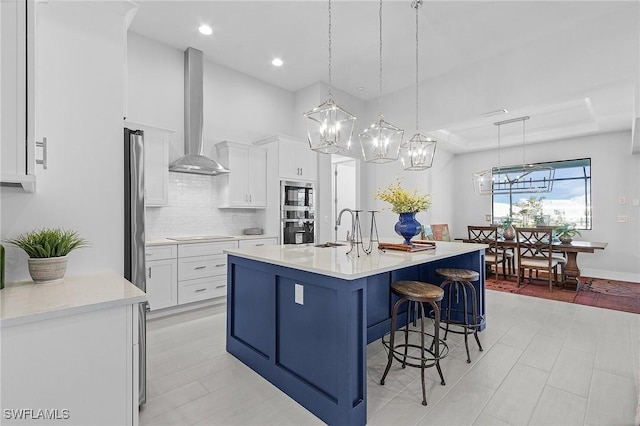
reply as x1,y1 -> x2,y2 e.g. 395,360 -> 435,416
492,158 -> 591,229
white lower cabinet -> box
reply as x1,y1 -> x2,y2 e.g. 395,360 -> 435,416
177,241 -> 237,305
238,237 -> 278,248
146,238 -> 276,313
145,244 -> 177,311
178,276 -> 228,305
2,304 -> 139,425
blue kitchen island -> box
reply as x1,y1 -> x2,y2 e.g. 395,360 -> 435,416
225,241 -> 487,426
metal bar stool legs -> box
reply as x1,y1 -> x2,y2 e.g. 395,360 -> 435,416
380,281 -> 448,406
437,268 -> 483,364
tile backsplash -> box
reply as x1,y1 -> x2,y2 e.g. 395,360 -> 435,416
145,172 -> 263,240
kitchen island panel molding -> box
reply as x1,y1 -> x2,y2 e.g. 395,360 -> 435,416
226,243 -> 486,426
227,255 -> 367,426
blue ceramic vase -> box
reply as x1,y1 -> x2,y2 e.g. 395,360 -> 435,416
394,212 -> 422,245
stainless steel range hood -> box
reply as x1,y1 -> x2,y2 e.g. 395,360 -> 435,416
169,47 -> 230,175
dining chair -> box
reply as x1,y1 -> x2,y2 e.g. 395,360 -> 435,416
467,225 -> 506,279
515,227 -> 561,292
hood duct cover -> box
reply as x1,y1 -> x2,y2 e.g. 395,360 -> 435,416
169,47 -> 230,175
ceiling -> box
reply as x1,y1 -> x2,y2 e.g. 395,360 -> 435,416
128,1 -> 640,153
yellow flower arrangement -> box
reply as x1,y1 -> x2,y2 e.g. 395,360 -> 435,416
375,178 -> 431,214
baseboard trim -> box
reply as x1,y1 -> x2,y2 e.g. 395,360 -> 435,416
147,296 -> 226,320
580,268 -> 640,284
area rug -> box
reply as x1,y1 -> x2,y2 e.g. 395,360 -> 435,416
485,274 -> 640,315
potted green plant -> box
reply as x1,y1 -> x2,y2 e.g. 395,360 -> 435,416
501,217 -> 516,241
5,228 -> 88,283
554,223 -> 581,244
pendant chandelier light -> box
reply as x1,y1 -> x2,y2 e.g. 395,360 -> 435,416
472,116 -> 555,195
400,0 -> 436,171
359,0 -> 404,164
303,0 -> 356,154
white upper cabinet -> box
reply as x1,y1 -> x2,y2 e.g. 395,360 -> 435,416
215,141 -> 267,208
1,0 -> 37,192
254,135 -> 317,182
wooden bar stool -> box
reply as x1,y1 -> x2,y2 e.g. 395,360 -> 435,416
380,280 -> 448,406
436,268 -> 483,363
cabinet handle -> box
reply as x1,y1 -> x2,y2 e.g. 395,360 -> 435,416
215,263 -> 226,267
148,267 -> 151,278
146,252 -> 152,256
195,288 -> 207,293
194,266 -> 206,270
255,243 -> 264,246
216,284 -> 227,289
36,137 -> 48,170
249,194 -> 252,203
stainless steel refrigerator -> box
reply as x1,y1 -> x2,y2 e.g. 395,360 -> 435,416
124,127 -> 148,406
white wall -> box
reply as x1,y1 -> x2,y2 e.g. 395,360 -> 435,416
127,32 -> 295,162
126,32 -> 183,143
333,157 -> 357,242
356,80 -> 457,242
359,148 -> 455,241
127,32 -> 295,239
454,130 -> 640,282
1,1 -> 133,282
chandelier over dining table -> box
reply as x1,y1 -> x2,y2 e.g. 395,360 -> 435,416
472,116 -> 555,196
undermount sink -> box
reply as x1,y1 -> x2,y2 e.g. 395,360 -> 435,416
314,242 -> 347,248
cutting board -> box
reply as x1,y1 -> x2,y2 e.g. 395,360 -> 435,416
378,241 -> 436,252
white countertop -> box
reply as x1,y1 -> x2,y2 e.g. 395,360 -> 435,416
225,241 -> 487,280
0,272 -> 147,328
147,234 -> 278,246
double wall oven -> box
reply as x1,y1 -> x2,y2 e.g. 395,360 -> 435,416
281,180 -> 315,245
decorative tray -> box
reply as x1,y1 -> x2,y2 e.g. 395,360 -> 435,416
378,241 -> 436,252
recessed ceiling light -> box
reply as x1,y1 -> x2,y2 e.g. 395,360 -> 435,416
357,87 -> 365,91
481,108 -> 508,117
198,25 -> 213,36
272,58 -> 283,67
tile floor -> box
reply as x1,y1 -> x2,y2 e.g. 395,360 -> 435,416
140,290 -> 640,425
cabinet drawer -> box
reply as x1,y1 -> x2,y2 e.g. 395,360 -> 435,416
178,255 -> 227,281
145,244 -> 177,261
238,238 -> 278,248
178,241 -> 238,257
178,276 -> 227,304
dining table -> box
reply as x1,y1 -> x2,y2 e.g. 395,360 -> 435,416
461,238 -> 607,290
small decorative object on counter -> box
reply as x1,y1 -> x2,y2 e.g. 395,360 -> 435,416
554,223 -> 581,244
394,212 -> 423,246
5,228 -> 88,284
243,228 -> 263,235
375,178 -> 431,245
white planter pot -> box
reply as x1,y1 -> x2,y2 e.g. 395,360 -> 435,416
28,256 -> 68,284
